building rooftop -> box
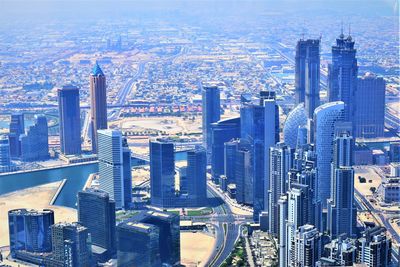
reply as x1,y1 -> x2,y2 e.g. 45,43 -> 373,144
92,62 -> 104,76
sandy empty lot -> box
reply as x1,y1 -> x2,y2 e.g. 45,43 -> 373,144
181,232 -> 215,267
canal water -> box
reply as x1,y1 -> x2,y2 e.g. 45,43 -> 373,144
0,152 -> 187,208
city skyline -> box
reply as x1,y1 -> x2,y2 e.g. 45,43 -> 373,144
0,1 -> 398,266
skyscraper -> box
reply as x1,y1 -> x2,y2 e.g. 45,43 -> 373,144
0,135 -> 11,173
278,196 -> 288,267
98,129 -> 125,209
294,224 -> 321,267
224,139 -> 239,185
314,101 -> 344,207
210,117 -> 240,183
185,147 -> 207,206
327,131 -> 357,239
328,31 -> 358,123
354,73 -> 385,138
268,142 -> 293,235
122,137 -> 132,208
77,189 -> 116,260
150,138 -> 175,208
262,90 -> 280,221
8,209 -> 54,257
117,222 -> 161,267
202,85 -> 221,157
295,39 -> 321,118
283,103 -> 307,149
90,62 -> 108,152
51,222 -> 91,267
58,85 -> 81,155
235,140 -> 253,205
20,115 -> 49,162
8,113 -> 24,158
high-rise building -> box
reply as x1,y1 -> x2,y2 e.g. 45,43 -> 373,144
77,189 -> 116,260
0,135 -> 11,173
294,224 -> 322,267
286,183 -> 314,266
117,222 -> 161,267
51,222 -> 91,267
90,62 -> 108,152
295,39 -> 321,118
126,210 -> 181,266
354,73 -> 385,138
8,209 -> 54,257
283,103 -> 308,149
269,142 -> 293,235
122,137 -> 132,208
328,32 -> 358,123
150,138 -> 175,208
235,140 -> 253,205
58,85 -> 81,155
202,85 -> 220,156
185,147 -> 207,206
210,117 -> 240,183
278,196 -> 288,267
320,237 -> 357,266
314,101 -> 344,207
8,113 -> 24,158
356,227 -> 392,267
98,129 -> 125,209
262,90 -> 280,221
20,115 -> 49,162
224,139 -> 239,185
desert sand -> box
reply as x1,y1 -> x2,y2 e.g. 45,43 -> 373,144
181,232 -> 216,267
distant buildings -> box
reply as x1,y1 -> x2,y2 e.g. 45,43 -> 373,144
354,73 -> 386,138
51,222 -> 91,267
314,101 -> 344,207
120,210 -> 180,266
328,31 -> 358,124
98,129 -> 126,209
8,113 -> 24,158
20,115 -> 49,162
77,189 -> 116,261
295,39 -> 321,118
0,135 -> 11,173
150,138 -> 175,208
58,85 -> 81,155
202,85 -> 221,158
90,62 -> 108,152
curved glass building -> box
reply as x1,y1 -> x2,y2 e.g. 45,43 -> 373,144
8,209 -> 54,256
283,103 -> 307,149
314,101 -> 344,208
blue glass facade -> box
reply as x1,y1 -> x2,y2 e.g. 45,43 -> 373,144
8,113 -> 24,158
8,209 -> 54,257
328,33 -> 358,123
58,85 -> 81,155
77,189 -> 116,258
150,139 -> 175,208
122,137 -> 132,208
186,147 -> 207,206
314,101 -> 344,208
20,115 -> 49,162
283,103 -> 307,149
210,117 -> 240,183
202,85 -> 220,156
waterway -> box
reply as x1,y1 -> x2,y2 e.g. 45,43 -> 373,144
0,152 -> 187,208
